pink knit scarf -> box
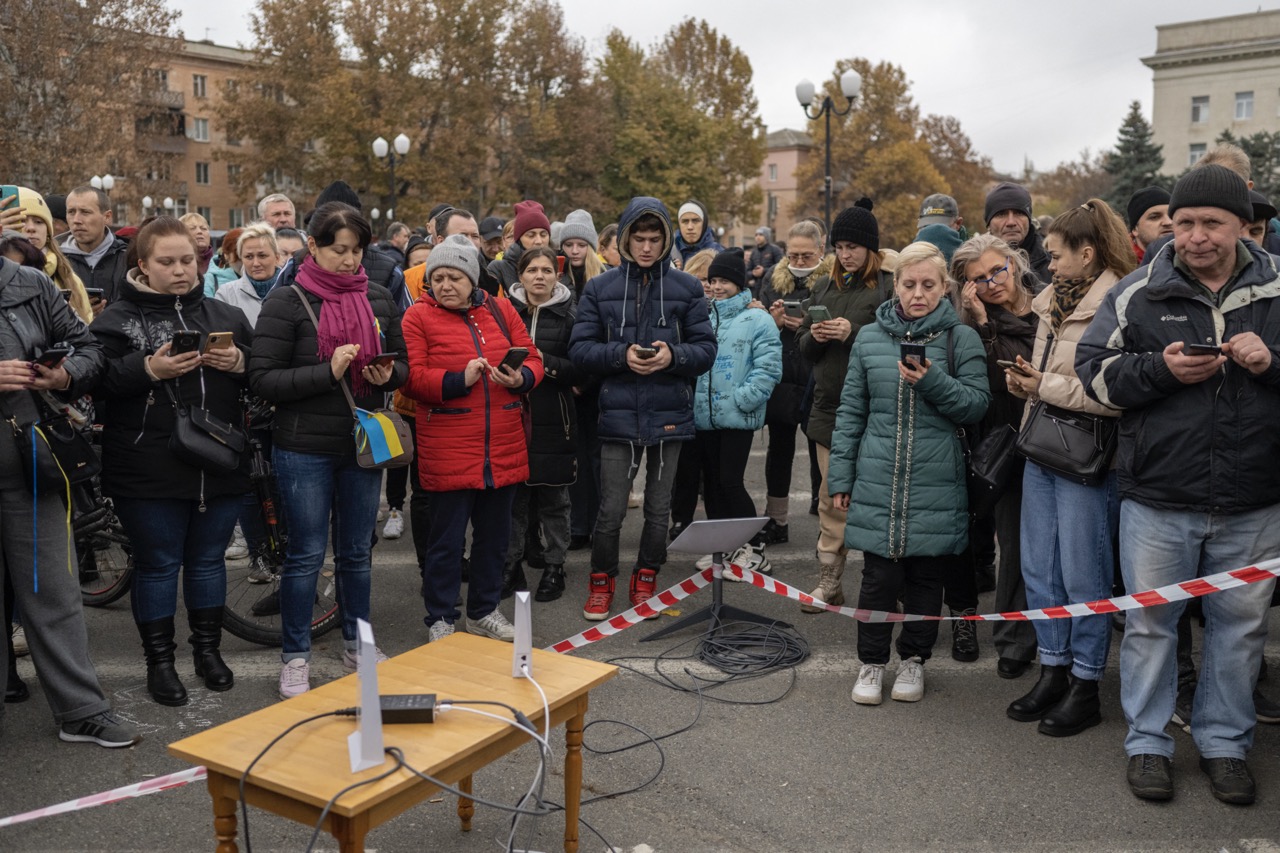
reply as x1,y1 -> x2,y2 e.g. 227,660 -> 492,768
294,255 -> 381,396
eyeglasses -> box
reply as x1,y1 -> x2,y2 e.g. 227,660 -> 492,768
971,261 -> 1010,287
787,252 -> 818,264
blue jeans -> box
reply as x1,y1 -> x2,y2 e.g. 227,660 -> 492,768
1020,463 -> 1118,680
114,496 -> 240,623
422,486 -> 515,627
273,447 -> 382,660
1119,499 -> 1279,760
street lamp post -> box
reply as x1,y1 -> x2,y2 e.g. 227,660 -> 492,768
371,133 -> 410,219
796,69 -> 862,236
142,195 -> 153,221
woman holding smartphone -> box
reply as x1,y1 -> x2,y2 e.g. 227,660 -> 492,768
249,203 -> 407,700
797,200 -> 893,612
92,216 -> 254,707
1003,200 -> 1134,737
400,236 -> 543,642
0,188 -> 94,322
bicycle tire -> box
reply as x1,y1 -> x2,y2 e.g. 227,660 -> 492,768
222,562 -> 341,646
78,526 -> 134,607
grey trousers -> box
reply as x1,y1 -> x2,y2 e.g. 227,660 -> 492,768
507,483 -> 571,568
0,487 -> 111,723
992,480 -> 1038,662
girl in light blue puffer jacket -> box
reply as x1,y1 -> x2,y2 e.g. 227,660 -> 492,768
691,248 -> 782,571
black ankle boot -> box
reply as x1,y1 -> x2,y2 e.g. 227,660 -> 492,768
535,566 -> 566,602
5,646 -> 28,703
188,607 -> 234,692
137,617 -> 188,706
1038,674 -> 1101,737
501,562 -> 527,599
1007,664 -> 1069,722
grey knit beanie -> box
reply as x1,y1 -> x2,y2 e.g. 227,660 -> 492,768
423,234 -> 479,287
1170,164 -> 1252,222
559,209 -> 598,250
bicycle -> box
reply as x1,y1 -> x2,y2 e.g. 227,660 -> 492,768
220,398 -> 341,646
75,427 -> 133,607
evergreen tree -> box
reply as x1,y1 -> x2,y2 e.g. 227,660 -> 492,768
1216,129 -> 1280,202
1105,101 -> 1166,211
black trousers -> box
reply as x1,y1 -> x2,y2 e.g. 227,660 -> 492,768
857,552 -> 954,664
696,429 -> 756,520
764,422 -> 820,501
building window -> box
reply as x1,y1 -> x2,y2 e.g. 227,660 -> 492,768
190,117 -> 209,142
1189,143 -> 1207,166
193,74 -> 207,99
197,206 -> 212,223
1191,96 -> 1209,124
195,162 -> 210,185
227,164 -> 241,183
768,164 -> 777,182
1236,91 -> 1254,121
229,208 -> 244,228
174,198 -> 189,217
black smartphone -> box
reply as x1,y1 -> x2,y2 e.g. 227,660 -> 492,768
1185,343 -> 1222,356
499,347 -> 529,372
783,301 -> 805,318
634,345 -> 658,360
34,345 -> 72,367
84,287 -> 105,301
59,289 -> 73,303
371,351 -> 398,368
996,358 -> 1031,377
900,342 -> 928,366
807,304 -> 833,323
170,330 -> 201,355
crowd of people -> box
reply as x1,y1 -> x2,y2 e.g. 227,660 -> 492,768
0,144 -> 1277,809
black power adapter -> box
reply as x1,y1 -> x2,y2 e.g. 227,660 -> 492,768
377,694 -> 437,724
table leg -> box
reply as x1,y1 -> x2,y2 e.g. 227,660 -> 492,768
332,813 -> 368,853
458,775 -> 474,831
208,772 -> 239,853
563,705 -> 584,853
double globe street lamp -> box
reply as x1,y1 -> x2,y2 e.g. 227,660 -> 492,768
372,133 -> 410,222
795,69 -> 862,236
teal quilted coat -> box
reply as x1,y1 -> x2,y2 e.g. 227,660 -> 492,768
827,298 -> 990,558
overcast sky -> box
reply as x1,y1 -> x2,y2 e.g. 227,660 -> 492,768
173,0 -> 1277,175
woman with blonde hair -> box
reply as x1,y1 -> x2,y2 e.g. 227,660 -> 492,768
180,212 -> 214,278
0,188 -> 93,322
1004,199 -> 1134,737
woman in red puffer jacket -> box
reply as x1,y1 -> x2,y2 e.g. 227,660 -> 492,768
401,235 -> 543,644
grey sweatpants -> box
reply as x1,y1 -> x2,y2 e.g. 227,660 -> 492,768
0,487 -> 111,724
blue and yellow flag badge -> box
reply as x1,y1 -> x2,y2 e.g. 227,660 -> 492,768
354,408 -> 405,464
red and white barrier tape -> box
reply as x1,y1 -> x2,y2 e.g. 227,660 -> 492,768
547,568 -> 714,653
0,766 -> 207,828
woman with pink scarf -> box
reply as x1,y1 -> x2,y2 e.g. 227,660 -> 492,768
249,202 -> 408,699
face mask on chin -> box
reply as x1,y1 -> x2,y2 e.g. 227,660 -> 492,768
789,262 -> 820,278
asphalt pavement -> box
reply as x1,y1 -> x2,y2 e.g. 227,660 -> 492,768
1,441 -> 1278,852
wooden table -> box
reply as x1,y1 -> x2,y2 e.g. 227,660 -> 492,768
169,633 -> 616,852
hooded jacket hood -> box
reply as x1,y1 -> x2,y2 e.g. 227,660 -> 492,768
508,280 -> 574,311
617,197 -> 673,269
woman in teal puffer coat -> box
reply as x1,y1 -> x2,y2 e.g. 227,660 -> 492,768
829,242 -> 990,707
691,248 -> 781,569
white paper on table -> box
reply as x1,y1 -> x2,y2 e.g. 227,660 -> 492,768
347,618 -> 385,772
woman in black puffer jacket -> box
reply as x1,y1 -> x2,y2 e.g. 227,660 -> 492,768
93,217 -> 254,707
505,247 -> 581,601
249,203 -> 407,701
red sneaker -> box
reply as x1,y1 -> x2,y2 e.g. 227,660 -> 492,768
629,568 -> 660,619
583,572 -> 615,621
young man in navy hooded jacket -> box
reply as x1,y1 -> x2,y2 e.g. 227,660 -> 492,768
570,198 -> 717,620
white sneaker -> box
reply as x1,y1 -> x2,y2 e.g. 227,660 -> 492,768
224,526 -> 248,560
11,625 -> 28,657
467,610 -> 515,642
891,656 -> 925,702
428,621 -> 455,643
695,554 -> 715,570
726,544 -> 771,581
382,509 -> 404,540
377,501 -> 389,522
279,659 -> 310,700
852,663 -> 885,705
342,646 -> 389,672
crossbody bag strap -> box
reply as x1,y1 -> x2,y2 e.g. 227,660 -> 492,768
291,284 -> 360,416
484,295 -> 513,345
1038,331 -> 1054,372
135,307 -> 200,411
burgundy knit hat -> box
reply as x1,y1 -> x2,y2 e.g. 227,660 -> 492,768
512,200 -> 550,243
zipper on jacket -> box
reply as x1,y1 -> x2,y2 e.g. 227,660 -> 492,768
707,301 -> 720,430
134,390 -> 155,444
463,310 -> 495,488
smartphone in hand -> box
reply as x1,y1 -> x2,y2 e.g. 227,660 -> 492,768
634,345 -> 658,360
202,332 -> 234,353
170,330 -> 202,355
34,345 -> 72,368
996,358 -> 1031,376
900,342 -> 927,366
807,304 -> 833,323
499,347 -> 529,372
1185,343 -> 1223,356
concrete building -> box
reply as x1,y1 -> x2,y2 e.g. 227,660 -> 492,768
728,128 -> 812,248
1143,10 -> 1280,175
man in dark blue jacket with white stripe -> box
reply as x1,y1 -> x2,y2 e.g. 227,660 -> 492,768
570,197 -> 716,621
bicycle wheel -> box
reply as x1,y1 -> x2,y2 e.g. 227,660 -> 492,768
222,560 -> 341,647
78,525 -> 134,607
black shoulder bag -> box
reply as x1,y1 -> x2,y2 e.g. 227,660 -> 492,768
1,394 -> 100,495
1014,331 -> 1118,485
944,330 -> 1018,520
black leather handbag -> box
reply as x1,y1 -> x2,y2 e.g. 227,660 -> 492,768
3,401 -> 100,495
966,424 -> 1020,519
165,382 -> 246,473
1014,333 -> 1117,485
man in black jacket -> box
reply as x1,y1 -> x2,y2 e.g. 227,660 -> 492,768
1077,165 -> 1280,807
60,186 -> 129,313
984,182 -> 1051,286
747,227 -> 782,295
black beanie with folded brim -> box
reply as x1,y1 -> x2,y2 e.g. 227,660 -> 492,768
984,182 -> 1033,225
830,198 -> 879,252
1170,164 -> 1252,223
1126,186 -> 1171,230
708,247 -> 746,290
315,180 -> 362,212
